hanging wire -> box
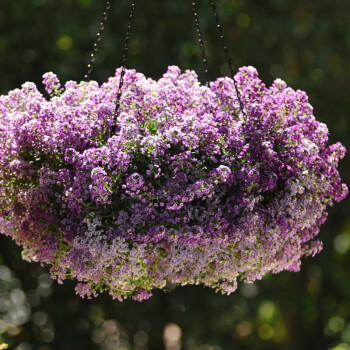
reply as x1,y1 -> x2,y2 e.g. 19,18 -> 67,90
192,1 -> 210,86
84,0 -> 112,81
209,0 -> 246,119
84,0 -> 244,137
110,0 -> 136,136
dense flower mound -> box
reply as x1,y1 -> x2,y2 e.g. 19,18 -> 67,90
0,66 -> 347,301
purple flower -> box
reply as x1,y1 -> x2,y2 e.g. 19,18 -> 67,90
42,72 -> 61,95
0,65 -> 347,301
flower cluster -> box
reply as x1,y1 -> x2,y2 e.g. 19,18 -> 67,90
0,65 -> 347,301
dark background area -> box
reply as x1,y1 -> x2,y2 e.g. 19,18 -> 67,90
0,0 -> 349,349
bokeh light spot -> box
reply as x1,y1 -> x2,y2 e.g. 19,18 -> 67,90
57,35 -> 73,51
78,0 -> 92,7
329,344 -> 350,350
307,278 -> 321,294
89,305 -> 104,321
32,312 -> 48,327
133,330 -> 148,346
235,320 -> 252,338
258,300 -> 276,322
328,316 -> 345,334
199,345 -> 216,350
334,233 -> 350,254
40,328 -> 54,343
0,266 -> 11,282
16,342 -> 32,350
258,324 -> 274,340
236,13 -> 251,28
341,324 -> 350,343
241,283 -> 258,298
273,324 -> 287,342
164,323 -> 182,343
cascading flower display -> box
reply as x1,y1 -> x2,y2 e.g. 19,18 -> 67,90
0,65 -> 347,301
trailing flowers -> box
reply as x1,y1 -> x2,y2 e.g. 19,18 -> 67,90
0,66 -> 347,301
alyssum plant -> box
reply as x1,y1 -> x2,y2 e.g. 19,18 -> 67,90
0,65 -> 347,301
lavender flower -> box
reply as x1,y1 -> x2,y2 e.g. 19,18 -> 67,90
0,65 -> 347,301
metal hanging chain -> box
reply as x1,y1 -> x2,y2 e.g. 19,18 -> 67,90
84,0 -> 112,81
209,0 -> 246,119
111,0 -> 136,136
192,1 -> 210,86
84,0 -> 244,136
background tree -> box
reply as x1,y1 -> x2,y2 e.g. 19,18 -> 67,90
0,0 -> 349,349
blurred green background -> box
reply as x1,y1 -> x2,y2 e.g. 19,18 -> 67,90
0,0 -> 350,349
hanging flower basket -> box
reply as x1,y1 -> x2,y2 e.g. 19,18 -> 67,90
0,65 -> 347,301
